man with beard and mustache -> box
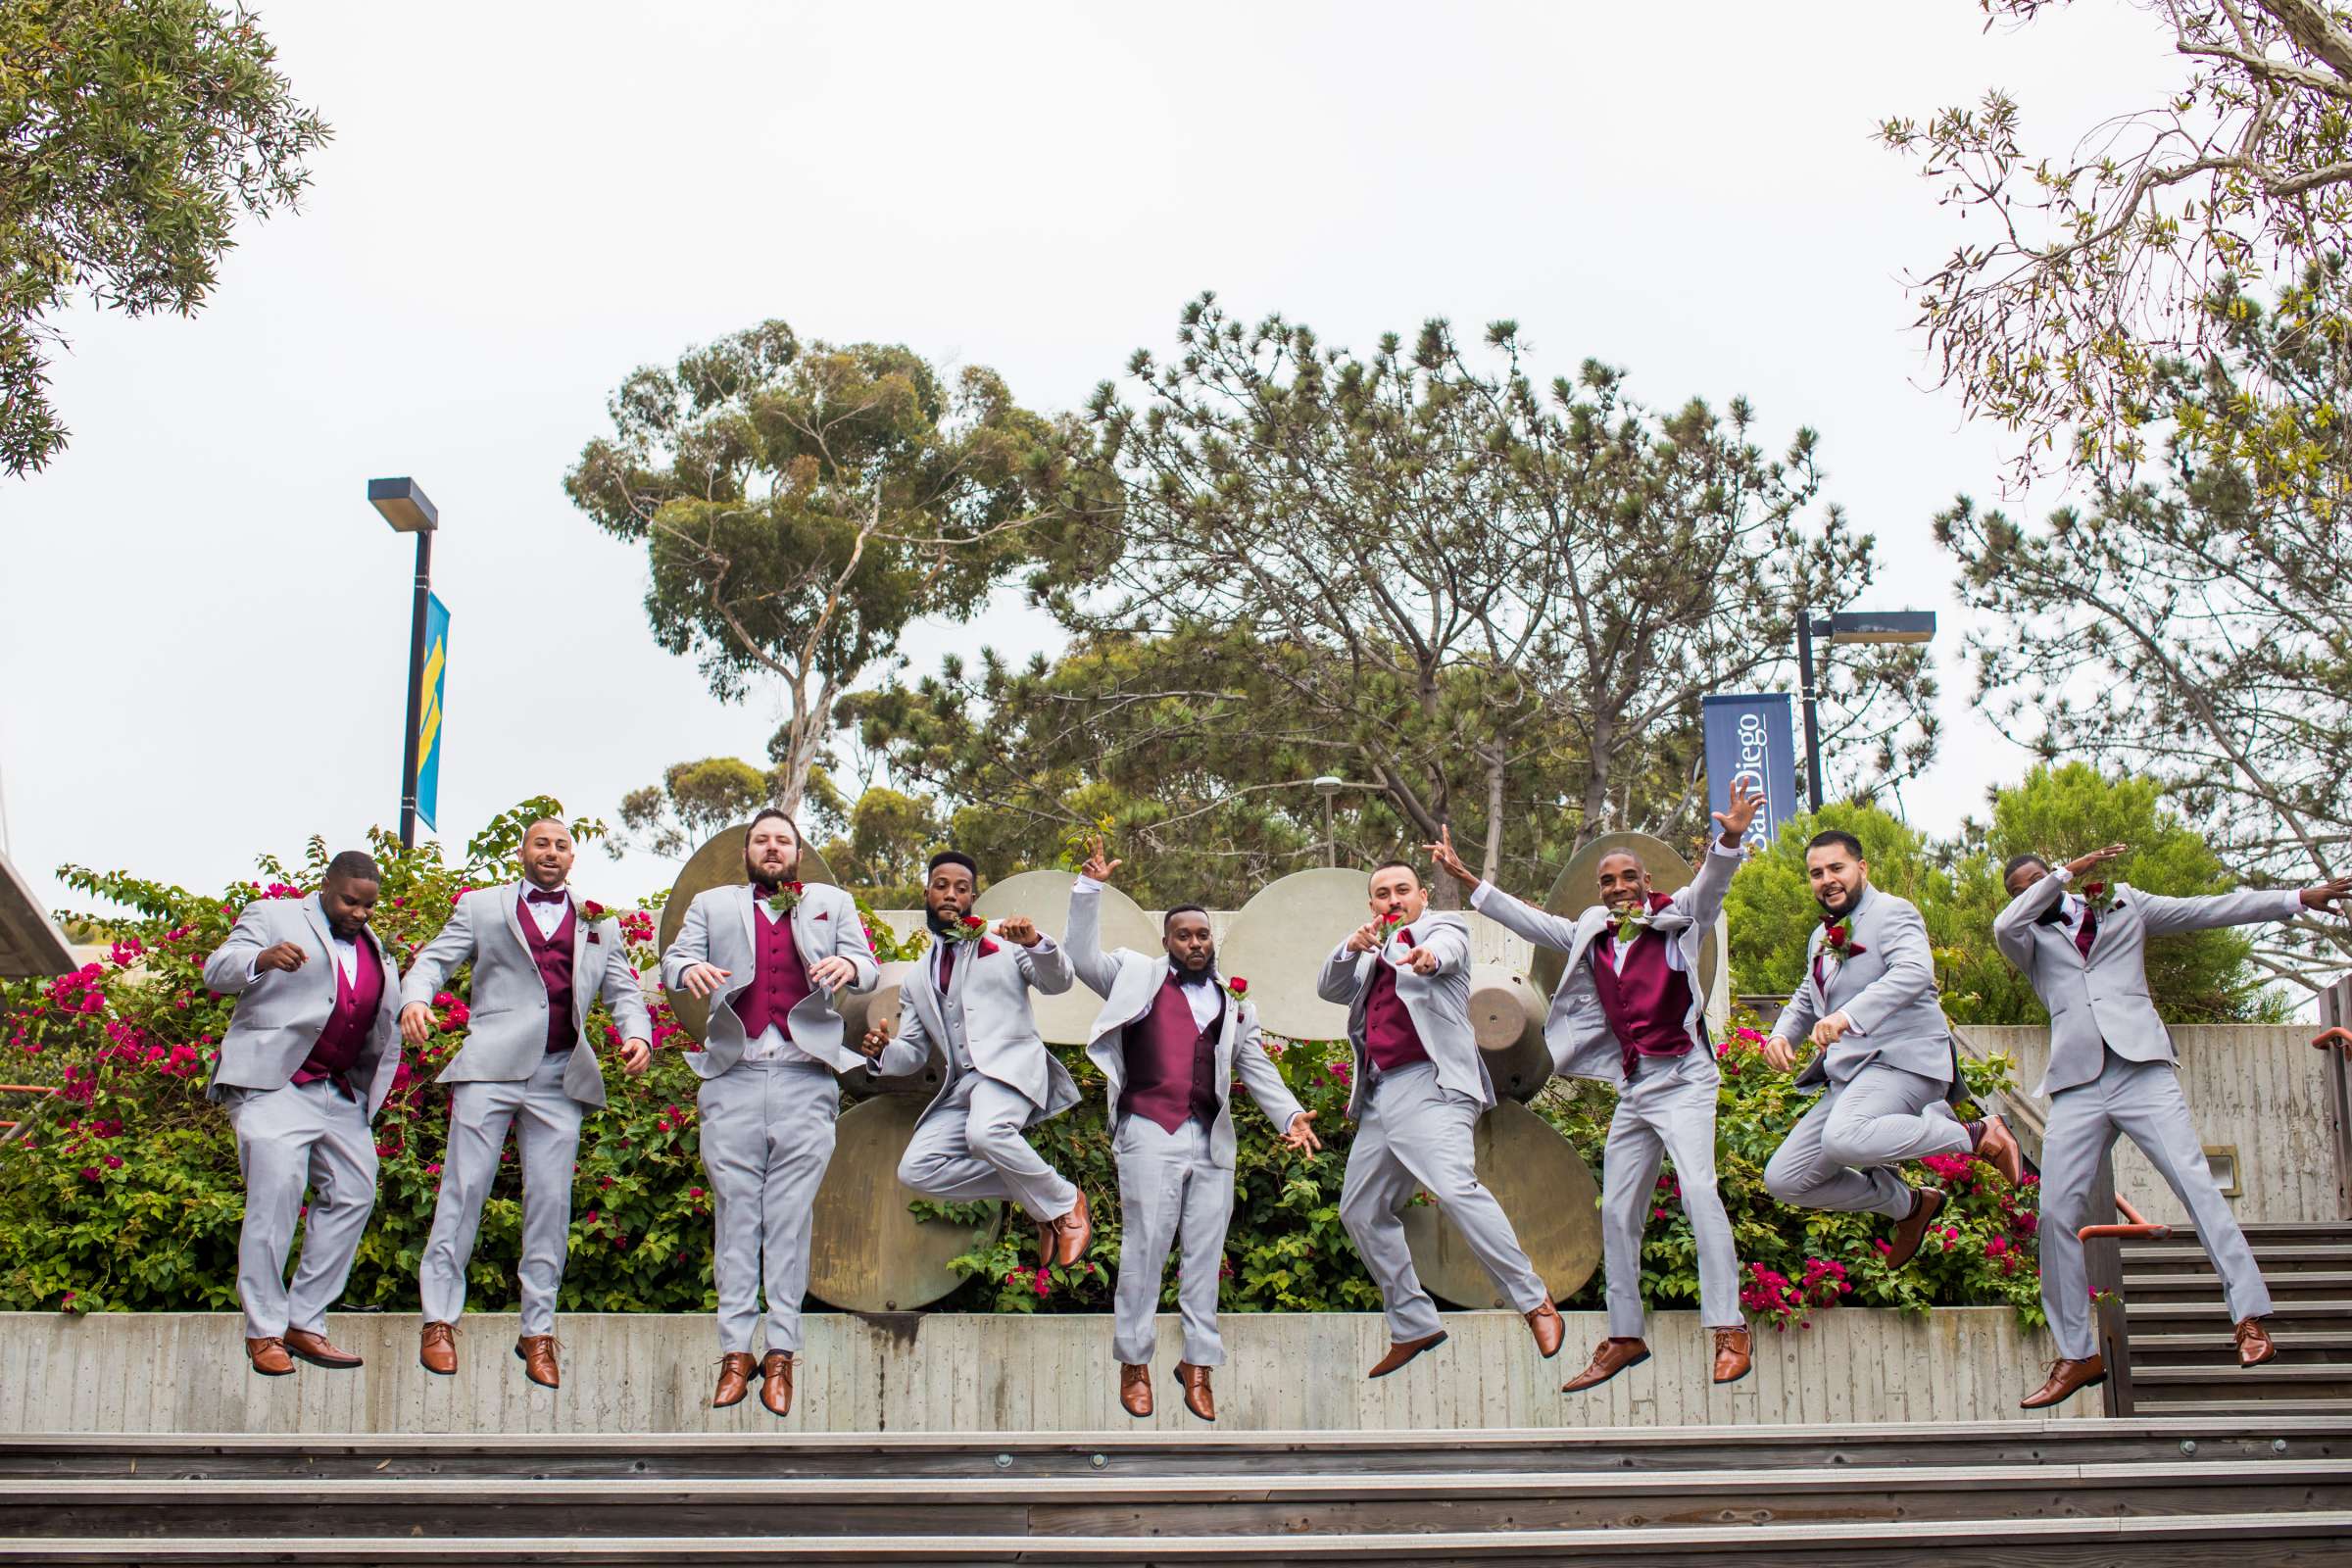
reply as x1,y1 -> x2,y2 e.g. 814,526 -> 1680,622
201,851 -> 403,1377
663,808 -> 912,1418
401,817 -> 652,1390
1427,779 -> 1764,1395
1759,829 -> 2024,1269
1065,837 -> 1322,1422
1316,858 -> 1565,1380
881,851 -> 1093,1268
1994,845 -> 2351,1408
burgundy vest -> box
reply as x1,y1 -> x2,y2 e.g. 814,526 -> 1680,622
1589,895 -> 1698,1078
1120,975 -> 1222,1133
519,897 -> 579,1054
1361,931 -> 1431,1073
292,933 -> 383,1094
733,904 -> 813,1042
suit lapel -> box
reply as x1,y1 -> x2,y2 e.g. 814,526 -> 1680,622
503,883 -> 536,964
569,897 -> 592,1024
738,885 -> 762,970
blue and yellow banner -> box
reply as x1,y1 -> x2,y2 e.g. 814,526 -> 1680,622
416,594 -> 450,833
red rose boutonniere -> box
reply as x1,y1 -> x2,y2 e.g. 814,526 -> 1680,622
764,881 -> 806,917
1378,910 -> 1407,958
1222,975 -> 1250,1002
941,913 -> 989,946
1821,919 -> 1866,960
2080,881 -> 2120,916
581,901 -> 606,943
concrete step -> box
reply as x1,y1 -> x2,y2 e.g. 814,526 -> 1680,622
5,1514 -> 2352,1565
2130,1365 -> 2352,1401
2138,1400 -> 2352,1418
2121,1246 -> 2352,1276
2134,1225 -> 2352,1247
8,1461 -> 2348,1539
2131,1331 -> 2352,1361
2127,1298 -> 2352,1330
2122,1271 -> 2352,1303
13,1422 -> 2350,1479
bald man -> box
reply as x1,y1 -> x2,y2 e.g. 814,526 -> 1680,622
400,817 -> 652,1390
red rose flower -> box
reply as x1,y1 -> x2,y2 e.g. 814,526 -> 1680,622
1229,976 -> 1249,996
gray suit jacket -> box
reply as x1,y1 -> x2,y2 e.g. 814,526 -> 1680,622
899,923 -> 1079,1121
1315,910 -> 1494,1119
1771,885 -> 1956,1092
399,883 -> 652,1107
1066,882 -> 1306,1169
1472,842 -> 1739,1086
1993,871 -> 2302,1097
201,894 -> 404,1116
661,883 -> 899,1079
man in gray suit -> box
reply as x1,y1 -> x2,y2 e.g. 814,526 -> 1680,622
1429,780 -> 1763,1395
1997,844 -> 2351,1407
1317,859 -> 1564,1379
399,817 -> 652,1390
664,808 -> 916,1418
201,851 -> 403,1377
1761,829 -> 2024,1267
1067,838 -> 1321,1422
883,852 -> 1095,1268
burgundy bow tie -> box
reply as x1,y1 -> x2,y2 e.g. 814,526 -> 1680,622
525,888 -> 567,906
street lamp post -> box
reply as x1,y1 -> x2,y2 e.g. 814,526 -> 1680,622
1311,775 -> 1344,867
368,477 -> 440,852
1795,609 -> 1936,813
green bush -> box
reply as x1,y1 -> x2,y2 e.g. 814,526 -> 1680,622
0,805 -> 2044,1330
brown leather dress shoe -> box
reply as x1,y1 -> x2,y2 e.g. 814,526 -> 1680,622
1974,1114 -> 2024,1187
1366,1331 -> 1448,1378
1562,1337 -> 1649,1393
1711,1326 -> 1752,1386
283,1328 -> 362,1370
246,1336 -> 294,1377
515,1334 -> 562,1390
418,1321 -> 458,1377
1884,1187 -> 1946,1269
760,1350 -> 794,1418
1525,1295 -> 1564,1359
1119,1362 -> 1152,1418
711,1351 -> 758,1409
2236,1316 -> 2278,1367
2021,1354 -> 2107,1408
1173,1361 -> 1215,1422
1053,1189 -> 1094,1267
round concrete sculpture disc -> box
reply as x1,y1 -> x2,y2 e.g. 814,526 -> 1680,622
1217,867 -> 1381,1042
970,869 -> 1158,1046
1399,1099 -> 1601,1307
1527,831 -> 1718,1002
834,959 -> 949,1100
808,1091 -> 1001,1312
657,824 -> 836,1045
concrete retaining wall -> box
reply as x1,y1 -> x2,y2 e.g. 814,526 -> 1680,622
0,1308 -> 2084,1434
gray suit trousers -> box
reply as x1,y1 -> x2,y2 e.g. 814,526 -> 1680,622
897,1071 -> 1079,1224
226,1080 -> 378,1341
699,1056 -> 841,1354
1339,1062 -> 1545,1342
417,1051 -> 584,1337
1602,1051 -> 1740,1336
2040,1051 -> 2272,1358
1110,1115 -> 1234,1366
1763,1061 -> 1971,1220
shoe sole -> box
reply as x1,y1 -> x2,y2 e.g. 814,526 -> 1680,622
285,1346 -> 362,1371
248,1363 -> 294,1378
1562,1350 -> 1650,1394
2241,1350 -> 2278,1368
2020,1372 -> 2107,1410
1367,1331 -> 1449,1379
711,1391 -> 747,1409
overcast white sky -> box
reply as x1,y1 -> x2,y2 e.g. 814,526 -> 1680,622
1,1 -> 2177,917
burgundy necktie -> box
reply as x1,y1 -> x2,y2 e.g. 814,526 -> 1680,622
526,888 -> 565,906
2075,906 -> 2098,959
938,943 -> 956,992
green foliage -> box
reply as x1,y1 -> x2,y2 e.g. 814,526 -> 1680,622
1727,768 -> 2284,1026
1,0 -> 330,476
565,322 -> 1103,818
614,758 -> 786,860
1935,261 -> 2352,993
